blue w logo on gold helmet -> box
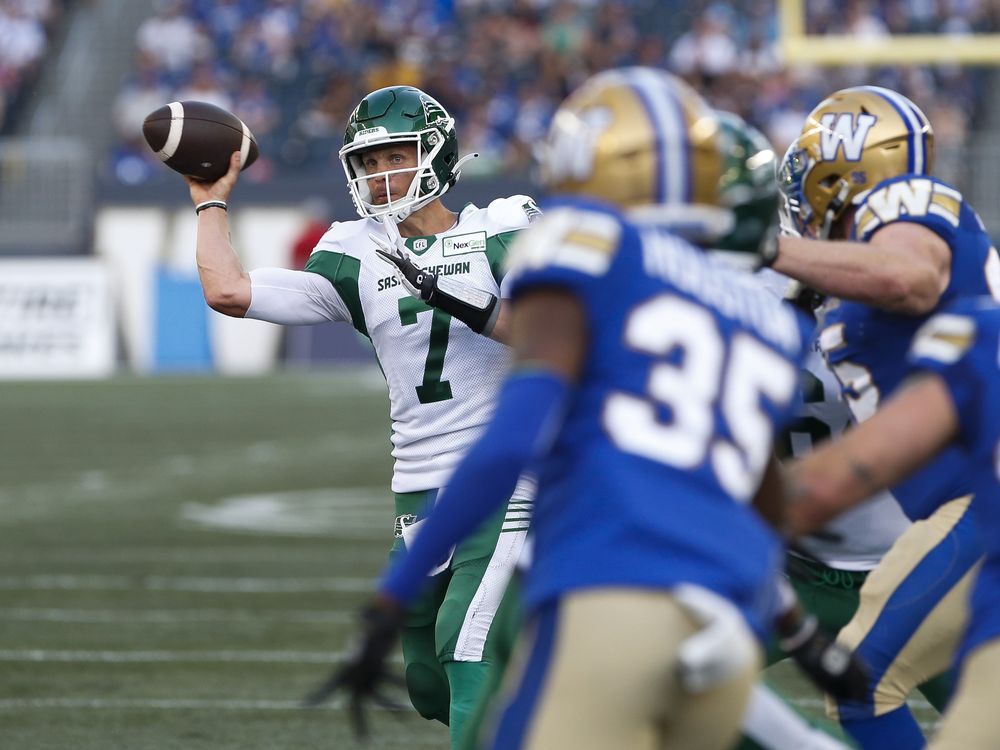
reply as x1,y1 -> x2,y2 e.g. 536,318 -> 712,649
536,67 -> 734,243
777,85 -> 934,238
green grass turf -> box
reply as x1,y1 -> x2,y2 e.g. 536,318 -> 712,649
0,370 -> 938,749
0,369 -> 447,749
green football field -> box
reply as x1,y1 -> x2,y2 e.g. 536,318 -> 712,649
0,370 -> 937,749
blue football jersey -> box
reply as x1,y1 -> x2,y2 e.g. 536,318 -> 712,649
820,174 -> 1000,519
505,197 -> 812,638
908,297 -> 1000,662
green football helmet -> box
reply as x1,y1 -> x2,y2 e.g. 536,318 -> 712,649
712,110 -> 780,262
340,86 -> 469,222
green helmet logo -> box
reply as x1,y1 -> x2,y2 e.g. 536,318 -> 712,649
340,86 -> 462,222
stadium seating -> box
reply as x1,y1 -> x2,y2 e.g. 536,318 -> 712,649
107,0 -> 991,190
0,0 -> 68,133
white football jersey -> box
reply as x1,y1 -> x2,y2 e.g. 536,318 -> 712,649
246,195 -> 540,492
755,269 -> 911,571
785,342 -> 911,570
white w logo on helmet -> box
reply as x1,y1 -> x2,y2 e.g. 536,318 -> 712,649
541,106 -> 614,183
819,113 -> 877,162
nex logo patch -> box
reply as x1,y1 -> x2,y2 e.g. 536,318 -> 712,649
819,113 -> 877,162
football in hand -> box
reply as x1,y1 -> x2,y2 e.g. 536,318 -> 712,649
142,100 -> 259,181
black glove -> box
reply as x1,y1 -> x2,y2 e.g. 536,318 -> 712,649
372,233 -> 500,335
779,613 -> 869,702
303,598 -> 408,738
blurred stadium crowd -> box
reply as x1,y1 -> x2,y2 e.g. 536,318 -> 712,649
91,0 -> 995,185
0,0 -> 65,132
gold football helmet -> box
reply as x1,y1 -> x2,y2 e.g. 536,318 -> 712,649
535,66 -> 732,242
777,85 -> 934,238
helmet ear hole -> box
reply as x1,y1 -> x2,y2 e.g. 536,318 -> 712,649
819,174 -> 840,188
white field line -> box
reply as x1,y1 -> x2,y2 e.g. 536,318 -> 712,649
0,608 -> 353,625
0,697 -> 936,731
0,574 -> 377,592
0,649 -> 348,663
0,438 -> 390,519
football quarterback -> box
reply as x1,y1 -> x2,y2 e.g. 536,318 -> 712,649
773,85 -> 1000,749
184,84 -> 539,749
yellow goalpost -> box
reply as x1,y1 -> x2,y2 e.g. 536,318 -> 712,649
778,0 -> 1000,65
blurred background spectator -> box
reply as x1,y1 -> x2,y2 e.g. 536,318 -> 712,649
0,0 -> 65,134
289,195 -> 333,270
104,0 -> 995,187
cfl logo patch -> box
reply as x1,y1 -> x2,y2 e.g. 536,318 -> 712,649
819,113 -> 877,162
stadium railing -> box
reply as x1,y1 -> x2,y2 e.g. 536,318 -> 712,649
0,137 -> 92,256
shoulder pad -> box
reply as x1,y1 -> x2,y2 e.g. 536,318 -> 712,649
485,195 -> 542,232
854,175 -> 963,240
910,308 -> 978,365
506,204 -> 622,279
311,217 -> 378,258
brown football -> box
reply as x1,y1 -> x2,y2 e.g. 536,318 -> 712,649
142,100 -> 259,181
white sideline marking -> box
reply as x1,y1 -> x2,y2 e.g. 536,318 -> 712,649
0,575 -> 377,592
181,487 -> 390,536
1,608 -> 353,625
0,649 -> 346,664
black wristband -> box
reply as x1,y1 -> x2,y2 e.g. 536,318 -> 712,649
374,243 -> 500,335
195,200 -> 228,215
426,275 -> 500,334
430,288 -> 499,334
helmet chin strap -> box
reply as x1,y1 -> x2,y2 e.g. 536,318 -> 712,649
382,168 -> 433,223
818,181 -> 851,240
380,213 -> 403,243
385,153 -> 480,225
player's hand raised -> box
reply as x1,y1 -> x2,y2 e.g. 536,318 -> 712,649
185,151 -> 242,207
371,231 -> 434,302
303,596 -> 409,739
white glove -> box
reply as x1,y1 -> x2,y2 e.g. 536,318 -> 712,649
674,584 -> 758,694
